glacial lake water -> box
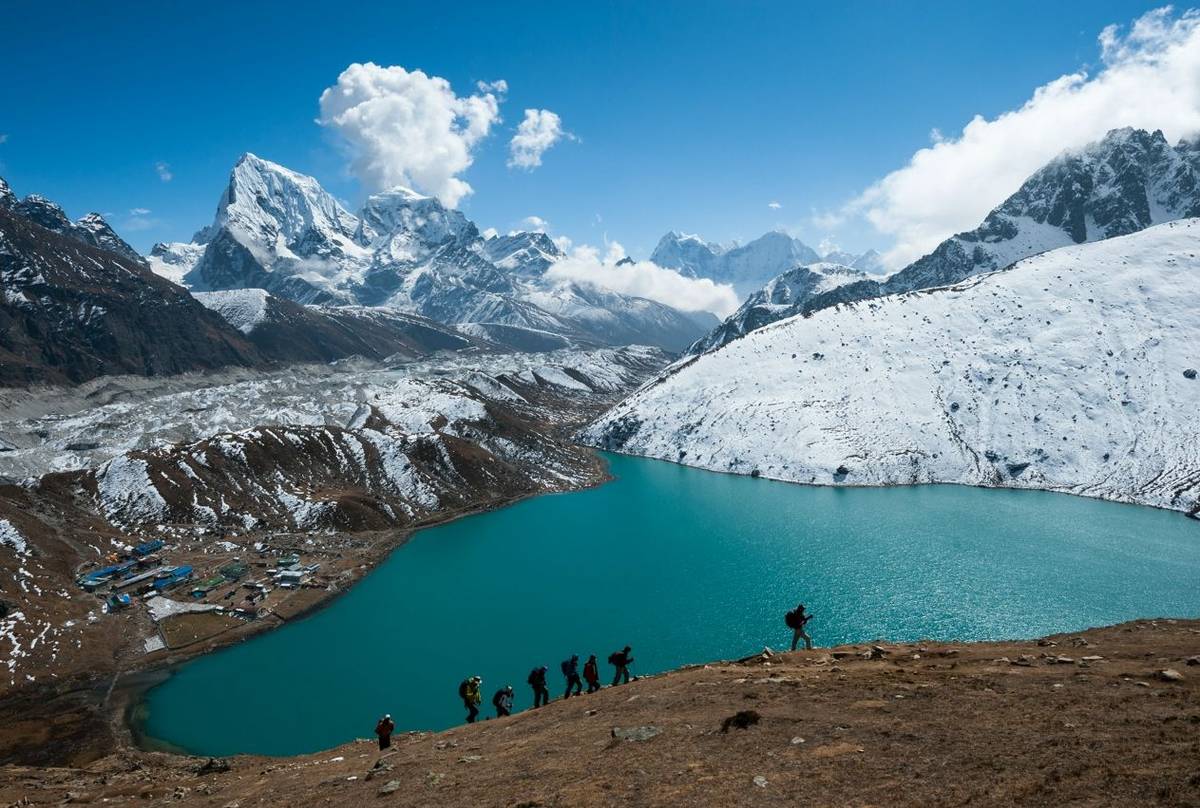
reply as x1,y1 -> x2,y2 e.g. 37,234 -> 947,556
139,453 -> 1200,756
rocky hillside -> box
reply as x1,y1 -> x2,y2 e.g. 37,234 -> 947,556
0,199 -> 264,386
690,128 -> 1200,353
2,620 -> 1196,806
587,219 -> 1200,515
157,154 -> 713,351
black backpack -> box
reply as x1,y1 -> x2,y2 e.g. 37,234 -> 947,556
608,651 -> 621,666
458,679 -> 470,698
785,609 -> 800,629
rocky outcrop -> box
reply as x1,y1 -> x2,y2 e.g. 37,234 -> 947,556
0,205 -> 263,386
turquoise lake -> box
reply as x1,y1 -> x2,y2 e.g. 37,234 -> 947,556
139,453 -> 1200,756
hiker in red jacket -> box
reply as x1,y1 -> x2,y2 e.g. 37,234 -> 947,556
374,714 -> 395,750
582,654 -> 601,693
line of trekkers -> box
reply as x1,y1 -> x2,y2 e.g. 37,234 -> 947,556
373,603 -> 813,748
455,645 -> 634,726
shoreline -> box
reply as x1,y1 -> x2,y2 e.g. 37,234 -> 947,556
117,449 -> 615,757
591,446 -> 1200,520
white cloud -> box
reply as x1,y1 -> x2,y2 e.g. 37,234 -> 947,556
852,7 -> 1200,269
818,237 -> 839,255
481,226 -> 499,240
155,161 -> 172,182
546,241 -> 739,316
477,79 -> 508,94
508,109 -> 568,169
317,62 -> 505,207
767,201 -> 782,210
0,134 -> 8,145
129,207 -> 151,216
519,215 -> 549,232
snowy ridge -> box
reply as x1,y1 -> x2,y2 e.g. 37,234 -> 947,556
193,289 -> 271,334
688,262 -> 868,353
586,220 -> 1200,515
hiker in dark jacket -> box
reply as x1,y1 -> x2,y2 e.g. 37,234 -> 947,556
492,685 -> 514,717
528,665 -> 551,707
609,645 -> 633,685
582,654 -> 601,693
459,675 -> 482,723
374,714 -> 395,750
561,654 -> 583,698
786,603 -> 814,651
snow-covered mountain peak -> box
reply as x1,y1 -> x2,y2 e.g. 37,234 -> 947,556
0,177 -> 15,209
356,186 -> 477,251
481,230 -> 565,278
211,152 -> 360,250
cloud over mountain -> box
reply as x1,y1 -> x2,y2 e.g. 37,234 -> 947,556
317,63 -> 505,207
853,7 -> 1200,269
546,242 -> 739,316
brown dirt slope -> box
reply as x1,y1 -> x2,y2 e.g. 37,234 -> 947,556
3,619 -> 1198,807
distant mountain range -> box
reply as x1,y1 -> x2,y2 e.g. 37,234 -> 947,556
0,179 -> 496,385
688,127 -> 1200,353
649,229 -> 882,296
152,154 -> 715,352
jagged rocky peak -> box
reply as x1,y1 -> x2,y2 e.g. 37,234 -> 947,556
481,230 -> 565,277
210,152 -> 360,254
73,212 -> 144,263
0,176 -> 15,209
356,186 -> 477,251
649,231 -> 727,278
1,182 -> 142,264
987,127 -> 1200,244
13,193 -> 74,232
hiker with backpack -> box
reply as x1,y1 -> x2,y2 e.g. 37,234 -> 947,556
374,713 -> 395,750
609,645 -> 634,685
459,675 -> 483,723
492,685 -> 514,718
786,603 -> 814,651
583,654 -> 601,693
528,665 -> 551,707
561,654 -> 584,698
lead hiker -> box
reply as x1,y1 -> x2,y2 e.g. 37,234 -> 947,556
786,603 -> 814,650
528,665 -> 551,707
609,645 -> 634,685
561,654 -> 583,698
583,653 -> 601,693
374,713 -> 395,750
459,675 -> 483,723
492,685 -> 514,718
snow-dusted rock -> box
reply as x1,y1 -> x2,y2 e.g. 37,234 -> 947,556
586,219 -> 1200,515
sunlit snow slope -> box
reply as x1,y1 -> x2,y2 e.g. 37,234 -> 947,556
585,219 -> 1200,514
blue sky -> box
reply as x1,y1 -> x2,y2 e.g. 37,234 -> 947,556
0,1 -> 1177,260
